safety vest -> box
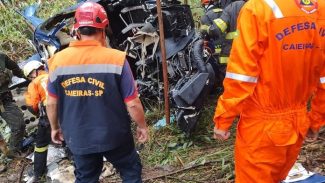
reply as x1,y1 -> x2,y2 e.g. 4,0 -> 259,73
48,40 -> 134,155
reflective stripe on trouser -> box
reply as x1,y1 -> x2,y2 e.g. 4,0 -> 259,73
34,117 -> 51,177
234,108 -> 309,183
35,145 -> 48,153
219,56 -> 228,64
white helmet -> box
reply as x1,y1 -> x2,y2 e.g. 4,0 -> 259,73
23,60 -> 44,77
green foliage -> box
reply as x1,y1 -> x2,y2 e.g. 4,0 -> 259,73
0,0 -> 74,61
0,4 -> 33,60
183,0 -> 204,28
141,95 -> 235,181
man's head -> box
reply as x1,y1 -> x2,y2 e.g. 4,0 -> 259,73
23,61 -> 44,81
73,2 -> 109,43
202,0 -> 220,11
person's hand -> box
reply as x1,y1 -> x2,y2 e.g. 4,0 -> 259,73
200,24 -> 210,36
305,128 -> 319,143
51,128 -> 64,144
136,126 -> 148,143
213,126 -> 230,141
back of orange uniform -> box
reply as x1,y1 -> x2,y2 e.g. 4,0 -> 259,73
24,71 -> 48,113
213,0 -> 325,182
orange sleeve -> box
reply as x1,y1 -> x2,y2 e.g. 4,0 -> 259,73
213,2 -> 266,131
309,67 -> 325,131
24,80 -> 40,113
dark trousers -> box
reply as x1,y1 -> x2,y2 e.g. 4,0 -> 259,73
0,100 -> 25,151
73,146 -> 142,183
34,117 -> 51,178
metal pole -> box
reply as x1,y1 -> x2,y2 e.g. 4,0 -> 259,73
156,0 -> 170,125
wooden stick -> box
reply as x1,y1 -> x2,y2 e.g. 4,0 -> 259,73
143,159 -> 222,181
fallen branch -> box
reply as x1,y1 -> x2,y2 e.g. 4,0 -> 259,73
143,159 -> 223,181
166,175 -> 206,183
18,160 -> 28,183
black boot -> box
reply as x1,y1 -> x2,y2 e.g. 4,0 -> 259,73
34,150 -> 48,181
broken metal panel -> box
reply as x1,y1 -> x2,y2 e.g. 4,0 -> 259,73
19,0 -> 221,134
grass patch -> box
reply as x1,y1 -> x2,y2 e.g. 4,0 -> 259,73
140,94 -> 236,182
0,0 -> 74,61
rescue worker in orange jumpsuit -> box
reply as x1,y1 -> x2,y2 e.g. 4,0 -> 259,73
24,61 -> 51,182
213,0 -> 325,182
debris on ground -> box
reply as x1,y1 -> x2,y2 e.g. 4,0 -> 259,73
283,163 -> 315,182
26,145 -> 67,166
153,115 -> 175,129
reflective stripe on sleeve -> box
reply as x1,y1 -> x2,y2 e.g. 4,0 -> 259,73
264,0 -> 284,18
225,31 -> 238,40
213,19 -> 227,33
213,8 -> 223,13
49,64 -> 123,82
321,77 -> 325,84
225,72 -> 258,83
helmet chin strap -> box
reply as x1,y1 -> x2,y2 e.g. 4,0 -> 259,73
101,30 -> 107,47
204,4 -> 214,11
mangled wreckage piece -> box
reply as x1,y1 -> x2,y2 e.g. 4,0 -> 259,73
20,0 -> 220,134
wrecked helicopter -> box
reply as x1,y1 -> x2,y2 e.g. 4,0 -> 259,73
20,0 -> 223,134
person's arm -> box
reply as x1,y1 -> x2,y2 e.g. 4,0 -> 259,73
120,60 -> 148,143
47,94 -> 64,144
213,1 -> 265,139
126,97 -> 148,143
46,60 -> 63,144
4,54 -> 25,78
24,81 -> 40,115
307,68 -> 325,141
208,5 -> 232,39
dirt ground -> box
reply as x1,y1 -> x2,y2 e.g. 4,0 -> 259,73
0,129 -> 323,183
0,89 -> 324,183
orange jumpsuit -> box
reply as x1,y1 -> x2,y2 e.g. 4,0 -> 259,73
213,0 -> 325,182
24,71 -> 48,112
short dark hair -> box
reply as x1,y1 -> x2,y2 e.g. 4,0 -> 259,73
78,26 -> 102,35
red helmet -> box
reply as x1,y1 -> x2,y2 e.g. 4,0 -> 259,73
201,0 -> 213,5
74,2 -> 109,30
